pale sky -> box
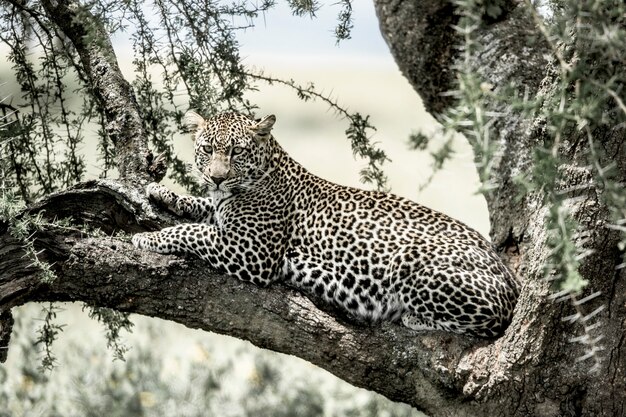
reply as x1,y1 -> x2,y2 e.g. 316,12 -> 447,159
234,1 -> 390,60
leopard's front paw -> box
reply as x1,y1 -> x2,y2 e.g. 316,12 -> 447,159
146,182 -> 179,213
132,232 -> 158,251
146,182 -> 170,202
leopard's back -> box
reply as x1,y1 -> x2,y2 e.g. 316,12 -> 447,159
280,168 -> 518,337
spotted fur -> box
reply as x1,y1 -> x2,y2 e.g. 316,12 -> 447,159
132,111 -> 519,338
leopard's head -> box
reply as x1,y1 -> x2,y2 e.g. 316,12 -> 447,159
184,111 -> 276,195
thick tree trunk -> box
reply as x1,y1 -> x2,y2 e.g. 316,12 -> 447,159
375,1 -> 625,416
0,1 -> 624,416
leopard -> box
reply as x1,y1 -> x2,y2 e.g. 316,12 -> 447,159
132,111 -> 519,338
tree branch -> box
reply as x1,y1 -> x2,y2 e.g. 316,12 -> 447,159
0,180 -> 541,414
0,180 -> 479,414
2,179 -> 622,416
38,0 -> 162,183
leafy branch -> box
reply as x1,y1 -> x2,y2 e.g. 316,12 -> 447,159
244,70 -> 389,191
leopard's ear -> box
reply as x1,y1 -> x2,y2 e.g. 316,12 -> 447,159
183,110 -> 206,132
251,114 -> 276,138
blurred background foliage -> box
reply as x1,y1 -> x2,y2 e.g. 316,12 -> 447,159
0,304 -> 420,416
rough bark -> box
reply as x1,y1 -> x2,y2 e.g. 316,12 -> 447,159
374,0 -> 459,114
0,1 -> 624,416
375,1 -> 625,416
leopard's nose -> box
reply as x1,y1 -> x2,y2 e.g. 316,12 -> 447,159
211,176 -> 226,186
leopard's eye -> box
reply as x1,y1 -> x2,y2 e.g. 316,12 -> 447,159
201,144 -> 213,154
231,146 -> 244,156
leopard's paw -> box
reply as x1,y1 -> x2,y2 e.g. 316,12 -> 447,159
146,182 -> 179,213
146,182 -> 168,201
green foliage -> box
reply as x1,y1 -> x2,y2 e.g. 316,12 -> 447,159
416,0 -> 511,194
519,0 -> 626,295
1,102 -> 65,372
287,0 -> 320,17
346,113 -> 389,192
334,1 -> 354,42
245,71 -> 389,191
448,0 -> 626,286
544,204 -> 587,293
6,210 -> 59,284
35,303 -> 65,371
0,106 -> 58,286
0,309 -> 63,417
407,132 -> 429,151
0,188 -> 22,222
86,306 -> 134,362
408,130 -> 459,191
475,0 -> 508,20
0,20 -> 86,204
1,97 -> 130,371
286,0 -> 354,42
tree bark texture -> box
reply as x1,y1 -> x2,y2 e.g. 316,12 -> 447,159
0,1 -> 624,416
375,1 -> 625,416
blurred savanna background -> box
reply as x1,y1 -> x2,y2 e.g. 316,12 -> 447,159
1,1 -> 487,416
